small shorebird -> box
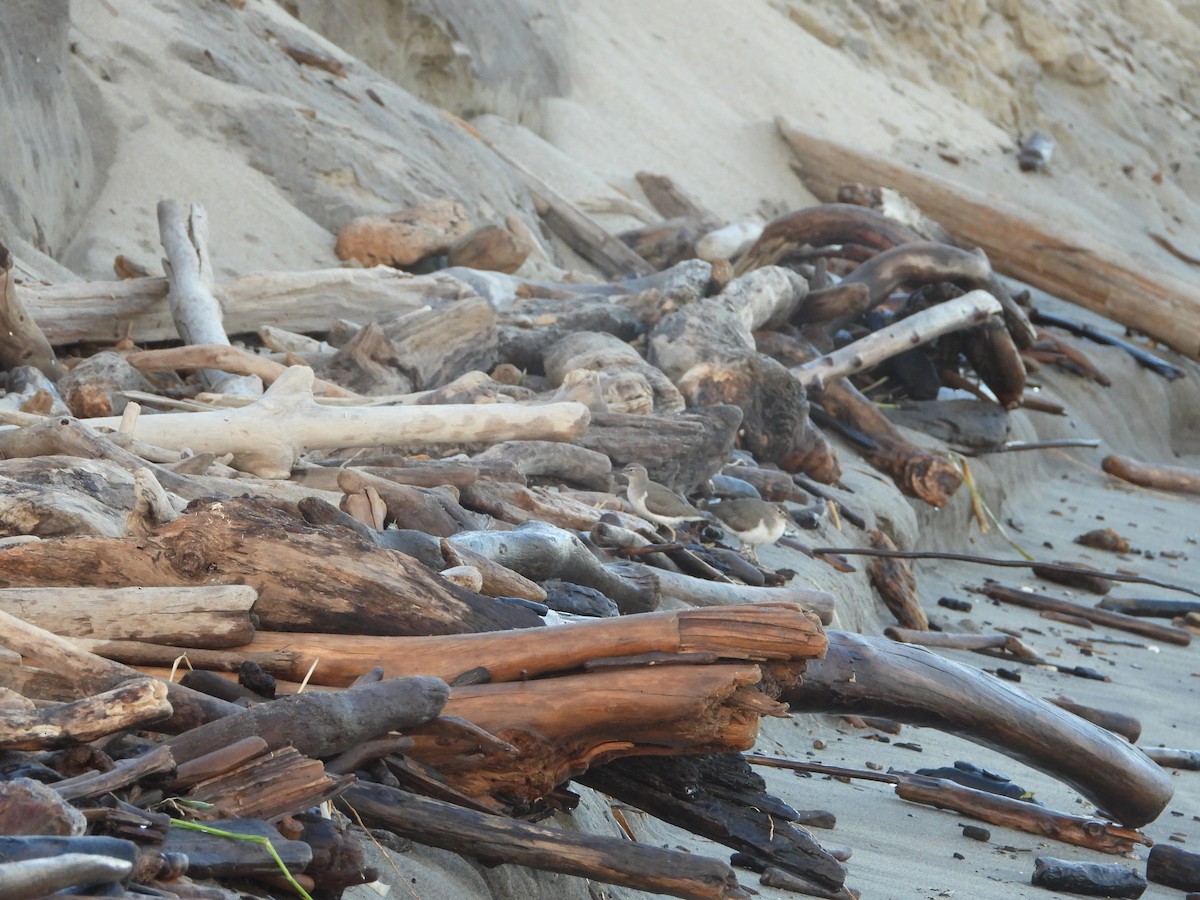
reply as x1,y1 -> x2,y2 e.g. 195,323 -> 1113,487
706,497 -> 788,564
620,464 -> 707,535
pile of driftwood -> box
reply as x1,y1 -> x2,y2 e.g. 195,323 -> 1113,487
0,132 -> 1197,900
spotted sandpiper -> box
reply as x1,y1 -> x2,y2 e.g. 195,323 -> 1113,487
706,497 -> 788,563
620,464 -> 708,535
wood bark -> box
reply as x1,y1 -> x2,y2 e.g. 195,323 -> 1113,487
0,678 -> 170,750
406,662 -> 795,803
340,781 -> 749,900
775,121 -> 1200,360
222,602 -> 826,687
782,630 -> 1174,827
81,366 -> 591,478
0,497 -> 543,637
866,530 -> 928,629
0,585 -> 256,648
983,584 -> 1191,645
1048,698 -> 1141,743
635,171 -> 720,221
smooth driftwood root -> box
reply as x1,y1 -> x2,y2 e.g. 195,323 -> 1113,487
782,631 -> 1173,827
1102,453 -> 1200,495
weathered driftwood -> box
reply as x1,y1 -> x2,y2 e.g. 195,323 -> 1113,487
407,662 -> 795,803
886,626 -> 1040,660
198,603 -> 825,688
168,675 -> 448,764
635,171 -> 720,221
162,817 -> 312,878
0,457 -> 172,539
487,145 -> 655,278
125,344 -> 355,398
24,266 -> 474,345
792,290 -> 1003,390
893,774 -> 1149,854
334,198 -> 473,267
783,630 -> 1174,827
1139,747 -> 1200,770
340,781 -> 748,900
0,606 -> 238,730
651,566 -> 835,624
1098,596 -> 1200,619
336,468 -> 485,536
839,241 -> 992,307
458,478 -> 644,536
0,851 -> 133,899
0,678 -> 170,750
449,521 -> 659,613
80,366 -> 590,478
734,203 -> 920,275
647,269 -> 819,467
52,743 -> 176,801
814,376 -> 964,506
1102,453 -> 1200,495
157,201 -> 261,396
1031,857 -> 1147,898
865,530 -> 928,629
581,754 -> 846,893
619,216 -> 719,270
574,405 -> 743,494
776,121 -> 1200,360
982,584 -> 1191,645
0,244 -> 59,379
447,223 -> 532,273
473,440 -> 614,491
0,778 -> 85,835
56,352 -> 154,418
0,585 -> 256,648
0,497 -> 541,637
1048,698 -> 1141,743
545,331 -> 684,415
439,540 -> 547,602
1147,843 -> 1200,891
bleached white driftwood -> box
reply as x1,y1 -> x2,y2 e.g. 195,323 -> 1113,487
792,289 -> 1002,390
24,267 -> 473,345
157,200 -> 260,397
85,366 -> 591,478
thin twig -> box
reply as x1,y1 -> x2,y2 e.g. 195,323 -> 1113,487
809,546 -> 1200,598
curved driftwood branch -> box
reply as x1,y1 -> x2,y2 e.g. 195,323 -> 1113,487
781,631 -> 1173,827
82,367 -> 591,478
733,204 -> 920,275
652,567 -> 834,625
840,241 -> 992,307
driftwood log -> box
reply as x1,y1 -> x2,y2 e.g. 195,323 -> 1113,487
158,603 -> 827,687
775,120 -> 1200,360
1102,453 -> 1200,495
782,630 -> 1173,827
340,782 -> 748,900
75,366 -> 590,478
0,497 -> 541,637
